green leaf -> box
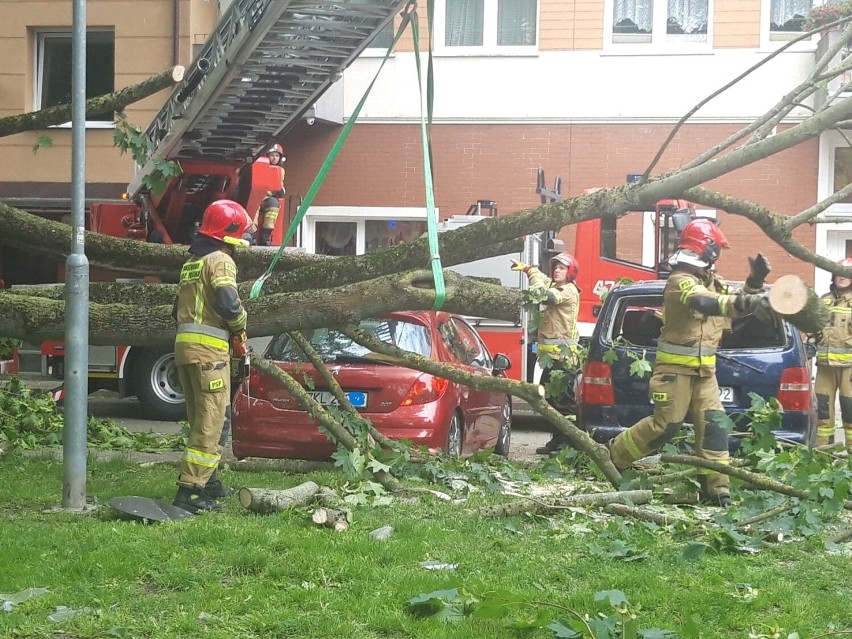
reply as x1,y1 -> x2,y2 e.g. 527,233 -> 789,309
32,136 -> 53,154
547,620 -> 583,638
681,542 -> 709,561
367,457 -> 391,474
595,589 -> 629,606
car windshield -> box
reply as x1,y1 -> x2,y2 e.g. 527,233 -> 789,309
266,318 -> 432,362
611,295 -> 787,349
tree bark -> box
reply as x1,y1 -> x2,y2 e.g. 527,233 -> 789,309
311,507 -> 350,532
478,490 -> 652,518
0,270 -> 520,345
0,67 -> 185,138
239,481 -> 320,513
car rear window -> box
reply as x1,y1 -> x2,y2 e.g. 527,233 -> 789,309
266,318 -> 432,362
609,295 -> 787,350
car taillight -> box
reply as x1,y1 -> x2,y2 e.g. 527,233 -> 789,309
777,366 -> 811,412
581,361 -> 614,405
401,374 -> 450,406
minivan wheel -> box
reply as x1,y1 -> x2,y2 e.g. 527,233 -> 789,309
446,412 -> 463,457
495,398 -> 512,456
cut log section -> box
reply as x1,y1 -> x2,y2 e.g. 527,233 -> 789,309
311,507 -> 350,532
768,274 -> 829,334
239,481 -> 320,514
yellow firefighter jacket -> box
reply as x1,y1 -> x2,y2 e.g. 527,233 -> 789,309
174,250 -> 247,365
816,289 -> 852,367
527,267 -> 580,358
655,270 -> 742,377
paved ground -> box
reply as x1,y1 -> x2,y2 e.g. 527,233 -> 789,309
3,373 -> 553,465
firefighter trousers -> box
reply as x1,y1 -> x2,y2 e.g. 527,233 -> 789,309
177,360 -> 231,488
814,365 -> 852,448
608,371 -> 731,497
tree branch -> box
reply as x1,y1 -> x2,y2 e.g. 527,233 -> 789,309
0,67 -> 185,138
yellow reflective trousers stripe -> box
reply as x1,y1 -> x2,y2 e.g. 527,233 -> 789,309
183,447 -> 221,469
175,333 -> 229,351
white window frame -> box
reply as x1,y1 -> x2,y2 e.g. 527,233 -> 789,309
760,0 -> 820,50
603,0 -> 714,54
432,0 -> 540,57
302,206 -> 433,255
34,29 -> 115,129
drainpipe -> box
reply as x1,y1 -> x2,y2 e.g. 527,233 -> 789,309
172,0 -> 180,66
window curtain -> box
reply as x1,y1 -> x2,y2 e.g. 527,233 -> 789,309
445,0 -> 484,46
770,0 -> 812,31
667,0 -> 707,34
613,0 -> 653,34
497,0 -> 537,46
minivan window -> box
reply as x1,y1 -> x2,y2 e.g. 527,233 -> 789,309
610,295 -> 787,350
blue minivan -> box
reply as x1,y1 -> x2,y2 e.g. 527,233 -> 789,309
577,281 -> 817,449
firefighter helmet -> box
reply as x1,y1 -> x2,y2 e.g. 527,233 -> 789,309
677,218 -> 728,265
267,143 -> 283,155
197,200 -> 251,247
551,252 -> 579,280
833,257 -> 852,285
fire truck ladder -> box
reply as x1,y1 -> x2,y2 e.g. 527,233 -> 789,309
128,0 -> 409,196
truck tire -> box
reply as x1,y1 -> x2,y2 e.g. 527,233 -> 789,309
132,348 -> 186,421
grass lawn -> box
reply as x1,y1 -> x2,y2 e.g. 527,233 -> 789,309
1,453 -> 850,638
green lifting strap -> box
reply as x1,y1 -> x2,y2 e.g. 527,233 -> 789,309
411,4 -> 445,311
249,6 -> 415,300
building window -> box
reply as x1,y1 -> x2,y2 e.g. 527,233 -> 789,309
610,0 -> 709,45
833,147 -> 852,204
35,30 -> 115,123
769,0 -> 812,35
440,0 -> 537,52
304,207 -> 431,256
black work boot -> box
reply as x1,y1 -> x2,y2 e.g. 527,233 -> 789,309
536,436 -> 568,455
173,485 -> 222,514
204,472 -> 234,498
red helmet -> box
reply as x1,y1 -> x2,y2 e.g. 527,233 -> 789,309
678,218 -> 729,264
197,200 -> 251,247
551,252 -> 579,280
267,143 -> 283,155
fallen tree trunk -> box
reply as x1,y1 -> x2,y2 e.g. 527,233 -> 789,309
239,481 -> 320,513
478,490 -> 652,518
602,503 -> 690,526
0,269 -> 520,346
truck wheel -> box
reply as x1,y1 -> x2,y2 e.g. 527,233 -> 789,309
495,398 -> 512,457
132,348 -> 186,421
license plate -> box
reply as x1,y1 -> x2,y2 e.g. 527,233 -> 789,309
307,390 -> 368,408
719,386 -> 734,404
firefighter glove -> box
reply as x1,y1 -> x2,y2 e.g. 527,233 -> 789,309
745,253 -> 772,290
230,331 -> 248,357
510,259 -> 531,273
733,292 -> 770,317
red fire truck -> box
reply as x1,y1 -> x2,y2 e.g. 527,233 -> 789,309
37,0 -> 408,419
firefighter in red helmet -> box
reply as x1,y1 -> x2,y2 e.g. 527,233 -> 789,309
254,143 -> 286,246
608,218 -> 772,506
172,199 -> 251,513
813,257 -> 852,449
511,251 -> 581,454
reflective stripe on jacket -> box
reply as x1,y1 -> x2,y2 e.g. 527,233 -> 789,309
174,251 -> 246,358
527,267 -> 580,354
816,290 -> 852,367
655,270 -> 737,376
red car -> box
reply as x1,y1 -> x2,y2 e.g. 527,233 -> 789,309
231,311 -> 513,460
